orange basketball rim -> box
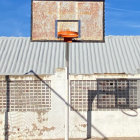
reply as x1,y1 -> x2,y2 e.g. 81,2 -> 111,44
58,31 -> 78,43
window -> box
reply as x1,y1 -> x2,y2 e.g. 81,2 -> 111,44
0,80 -> 51,112
70,79 -> 138,111
97,79 -> 137,109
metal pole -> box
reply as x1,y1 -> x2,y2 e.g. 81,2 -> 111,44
65,42 -> 69,140
5,75 -> 10,140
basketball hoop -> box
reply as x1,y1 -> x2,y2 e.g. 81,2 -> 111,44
58,31 -> 78,43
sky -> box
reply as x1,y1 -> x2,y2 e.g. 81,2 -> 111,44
0,0 -> 140,37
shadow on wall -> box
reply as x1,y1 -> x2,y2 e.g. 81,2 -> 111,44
26,70 -> 108,140
86,81 -> 139,138
4,71 -> 139,139
86,89 -> 131,139
87,90 -> 97,139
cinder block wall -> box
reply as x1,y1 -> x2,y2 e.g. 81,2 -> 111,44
0,68 -> 140,139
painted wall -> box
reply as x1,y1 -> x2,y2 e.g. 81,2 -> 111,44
0,68 -> 140,139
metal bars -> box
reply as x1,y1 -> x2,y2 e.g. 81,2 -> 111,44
0,80 -> 51,112
70,79 -> 139,111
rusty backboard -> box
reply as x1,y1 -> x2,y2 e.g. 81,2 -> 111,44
31,0 -> 104,42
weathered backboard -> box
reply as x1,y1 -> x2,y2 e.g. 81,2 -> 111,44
31,0 -> 104,42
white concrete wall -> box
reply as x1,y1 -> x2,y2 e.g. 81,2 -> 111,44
70,73 -> 140,138
0,68 -> 140,139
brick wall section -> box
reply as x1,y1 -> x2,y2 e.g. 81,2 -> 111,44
0,80 -> 51,112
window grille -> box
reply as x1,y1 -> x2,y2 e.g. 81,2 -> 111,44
0,80 -> 51,112
70,79 -> 139,111
97,80 -> 137,109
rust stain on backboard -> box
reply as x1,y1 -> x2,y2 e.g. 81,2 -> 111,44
32,0 -> 104,41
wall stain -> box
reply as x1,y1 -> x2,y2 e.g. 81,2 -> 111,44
8,131 -> 16,135
32,123 -> 38,131
75,125 -> 86,132
79,124 -> 87,128
31,125 -> 56,136
37,111 -> 47,123
39,130 -> 43,136
28,130 -> 35,137
42,126 -> 55,132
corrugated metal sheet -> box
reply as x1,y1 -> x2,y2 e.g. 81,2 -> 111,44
0,36 -> 140,75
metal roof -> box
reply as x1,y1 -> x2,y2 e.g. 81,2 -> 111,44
0,36 -> 140,75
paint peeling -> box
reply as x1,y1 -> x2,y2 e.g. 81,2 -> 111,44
32,123 -> 38,131
42,126 -> 55,132
75,125 -> 86,132
37,112 -> 47,123
79,124 -> 87,128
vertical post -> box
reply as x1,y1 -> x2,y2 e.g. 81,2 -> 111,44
5,75 -> 10,140
65,42 -> 69,140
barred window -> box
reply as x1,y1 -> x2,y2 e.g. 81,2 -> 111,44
97,79 -> 137,109
70,80 -> 97,111
0,80 -> 51,112
70,79 -> 139,111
